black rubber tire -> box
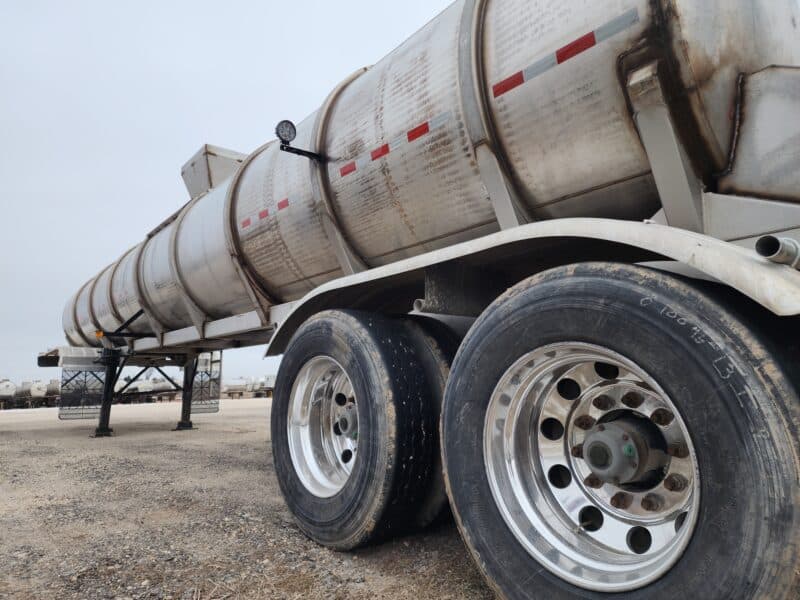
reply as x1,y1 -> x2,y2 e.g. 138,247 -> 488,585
442,262 -> 800,599
402,317 -> 458,528
271,309 -> 438,549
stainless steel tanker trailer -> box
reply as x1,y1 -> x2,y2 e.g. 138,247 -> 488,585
0,379 -> 16,409
48,0 -> 800,596
14,381 -> 48,408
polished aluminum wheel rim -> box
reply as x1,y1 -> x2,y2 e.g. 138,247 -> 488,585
287,356 -> 358,498
484,343 -> 699,592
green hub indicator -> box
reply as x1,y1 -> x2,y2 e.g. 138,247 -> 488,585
623,443 -> 636,458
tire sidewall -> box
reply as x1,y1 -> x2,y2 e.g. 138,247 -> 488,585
271,311 -> 395,549
443,264 -> 799,599
402,317 -> 455,528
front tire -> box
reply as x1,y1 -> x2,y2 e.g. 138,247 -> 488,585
442,263 -> 800,599
271,310 -> 439,549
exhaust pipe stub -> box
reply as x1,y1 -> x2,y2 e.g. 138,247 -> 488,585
755,235 -> 800,270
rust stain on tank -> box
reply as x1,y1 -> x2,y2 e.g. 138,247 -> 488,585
616,0 -> 724,186
666,0 -> 744,90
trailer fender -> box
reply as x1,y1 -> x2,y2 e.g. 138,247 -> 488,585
265,218 -> 800,356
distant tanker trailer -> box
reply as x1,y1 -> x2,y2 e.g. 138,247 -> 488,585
16,381 -> 47,400
114,379 -> 154,395
45,379 -> 60,398
0,379 -> 15,398
13,381 -> 49,408
0,379 -> 15,407
55,1 -> 800,597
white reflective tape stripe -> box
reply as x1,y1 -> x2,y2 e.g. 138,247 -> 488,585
595,7 -> 640,43
523,54 -> 557,82
429,111 -> 452,130
388,135 -> 406,153
356,154 -> 371,171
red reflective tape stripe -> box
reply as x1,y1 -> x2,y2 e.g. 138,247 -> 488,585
340,161 -> 357,177
258,209 -> 269,219
241,218 -> 251,228
371,143 -> 390,161
492,71 -> 525,98
277,198 -> 289,210
556,31 -> 596,64
407,122 -> 430,142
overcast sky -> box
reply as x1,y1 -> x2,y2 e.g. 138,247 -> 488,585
0,0 -> 453,384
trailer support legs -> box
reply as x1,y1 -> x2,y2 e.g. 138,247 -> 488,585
175,356 -> 197,431
94,349 -> 121,437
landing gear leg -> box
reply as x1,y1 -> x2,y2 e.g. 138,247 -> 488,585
175,356 -> 197,431
94,348 -> 121,437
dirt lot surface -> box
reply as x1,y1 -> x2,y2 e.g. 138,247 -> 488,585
0,399 -> 491,599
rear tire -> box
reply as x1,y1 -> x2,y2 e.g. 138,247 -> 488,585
442,263 -> 800,599
402,317 -> 457,528
271,310 -> 439,549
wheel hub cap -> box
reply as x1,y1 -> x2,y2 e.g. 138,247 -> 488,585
483,343 -> 700,592
287,356 -> 359,498
583,417 -> 669,486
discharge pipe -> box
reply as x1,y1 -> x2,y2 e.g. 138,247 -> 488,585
755,235 -> 800,269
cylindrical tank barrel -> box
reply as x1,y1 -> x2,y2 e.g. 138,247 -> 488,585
63,0 -> 800,347
16,381 -> 47,399
46,380 -> 60,397
31,381 -> 47,398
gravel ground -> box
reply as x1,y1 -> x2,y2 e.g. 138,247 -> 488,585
0,399 -> 491,599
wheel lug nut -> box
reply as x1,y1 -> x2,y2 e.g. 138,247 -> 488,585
621,391 -> 644,409
571,444 -> 584,458
610,492 -> 633,509
575,415 -> 596,430
641,493 -> 664,512
584,474 -> 603,489
664,473 -> 688,492
668,442 -> 690,459
651,408 -> 674,426
592,395 -> 615,411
